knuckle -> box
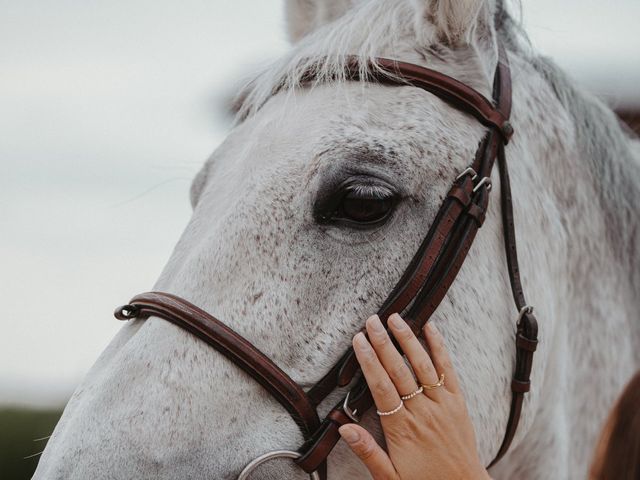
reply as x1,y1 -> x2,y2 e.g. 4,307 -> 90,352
396,328 -> 415,341
414,359 -> 434,374
370,331 -> 390,347
359,346 -> 377,362
409,411 -> 432,429
432,336 -> 446,352
388,362 -> 409,380
387,417 -> 423,441
354,439 -> 377,460
440,357 -> 453,371
373,379 -> 396,397
451,392 -> 466,409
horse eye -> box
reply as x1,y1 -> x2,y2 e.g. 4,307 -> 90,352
339,190 -> 394,223
317,184 -> 398,227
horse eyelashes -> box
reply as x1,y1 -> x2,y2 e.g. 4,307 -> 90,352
313,177 -> 398,228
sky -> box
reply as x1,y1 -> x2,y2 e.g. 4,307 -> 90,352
1,0 -> 639,408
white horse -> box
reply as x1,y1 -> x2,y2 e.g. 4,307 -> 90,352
34,1 -> 640,479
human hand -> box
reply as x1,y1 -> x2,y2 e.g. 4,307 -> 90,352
338,314 -> 490,480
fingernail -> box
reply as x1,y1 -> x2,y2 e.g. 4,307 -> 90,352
353,332 -> 370,349
388,313 -> 405,329
366,314 -> 384,333
339,425 -> 360,444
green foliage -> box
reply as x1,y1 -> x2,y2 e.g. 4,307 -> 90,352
0,408 -> 63,480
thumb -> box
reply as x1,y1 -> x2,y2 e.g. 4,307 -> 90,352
339,424 -> 399,480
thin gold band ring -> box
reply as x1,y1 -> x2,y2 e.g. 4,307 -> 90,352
421,373 -> 445,390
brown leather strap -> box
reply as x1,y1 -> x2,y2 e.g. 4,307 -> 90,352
114,292 -> 322,439
405,135 -> 499,324
342,58 -> 514,143
299,378 -> 373,471
488,142 -> 539,466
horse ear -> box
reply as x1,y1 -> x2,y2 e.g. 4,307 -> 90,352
285,0 -> 355,42
412,0 -> 491,46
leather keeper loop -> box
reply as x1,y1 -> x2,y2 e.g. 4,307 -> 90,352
467,203 -> 486,226
447,185 -> 472,207
516,333 -> 538,352
327,409 -> 350,425
511,379 -> 531,393
500,121 -> 515,144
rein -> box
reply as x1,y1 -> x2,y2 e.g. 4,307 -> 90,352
115,42 -> 538,479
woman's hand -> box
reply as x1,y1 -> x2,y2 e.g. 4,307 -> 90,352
338,314 -> 490,480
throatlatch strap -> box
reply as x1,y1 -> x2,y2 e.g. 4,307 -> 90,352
488,143 -> 539,466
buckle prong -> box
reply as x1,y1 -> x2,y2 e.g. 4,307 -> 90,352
473,177 -> 492,193
456,167 -> 478,182
343,391 -> 360,423
517,305 -> 534,325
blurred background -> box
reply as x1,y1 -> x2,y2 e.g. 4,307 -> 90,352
1,0 -> 638,478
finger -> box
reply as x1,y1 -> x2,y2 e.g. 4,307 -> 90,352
423,322 -> 460,393
339,424 -> 400,480
365,315 -> 419,399
352,332 -> 404,415
387,314 -> 439,388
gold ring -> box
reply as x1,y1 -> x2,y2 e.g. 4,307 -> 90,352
400,386 -> 424,400
421,373 -> 445,390
376,400 -> 404,416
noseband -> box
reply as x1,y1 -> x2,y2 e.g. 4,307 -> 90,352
115,42 -> 538,479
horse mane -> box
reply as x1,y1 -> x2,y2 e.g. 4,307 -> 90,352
529,55 -> 640,278
235,0 -> 418,121
500,0 -> 640,285
237,0 -> 640,283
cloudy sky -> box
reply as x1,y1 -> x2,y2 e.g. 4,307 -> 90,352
1,0 -> 638,407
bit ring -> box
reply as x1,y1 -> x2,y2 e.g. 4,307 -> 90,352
237,450 -> 320,480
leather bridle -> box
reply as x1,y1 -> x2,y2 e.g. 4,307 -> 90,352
115,42 -> 538,479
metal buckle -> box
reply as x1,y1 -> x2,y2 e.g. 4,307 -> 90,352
455,167 -> 478,181
343,391 -> 361,423
517,305 -> 534,325
237,450 -> 320,480
473,177 -> 492,193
